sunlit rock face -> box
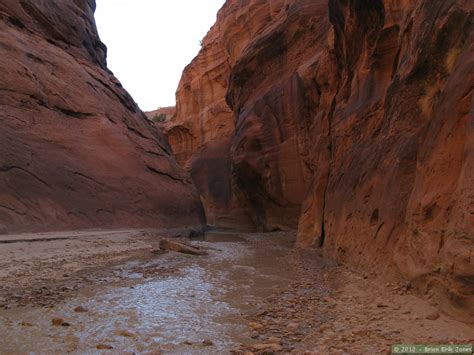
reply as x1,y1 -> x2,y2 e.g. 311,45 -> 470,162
0,0 -> 205,233
169,0 -> 308,230
171,0 -> 473,321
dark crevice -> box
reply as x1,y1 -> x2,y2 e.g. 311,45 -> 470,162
0,165 -> 50,187
96,209 -> 113,214
374,222 -> 385,239
26,52 -> 47,64
146,165 -> 189,184
126,125 -> 153,141
71,171 -> 106,187
0,205 -> 26,216
145,150 -> 165,157
126,126 -> 172,156
319,220 -> 326,247
319,96 -> 337,248
7,16 -> 26,29
437,232 -> 445,254
55,106 -> 94,119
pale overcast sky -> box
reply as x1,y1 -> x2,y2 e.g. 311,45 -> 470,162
95,0 -> 225,112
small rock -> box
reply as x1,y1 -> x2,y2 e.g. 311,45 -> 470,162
267,337 -> 281,344
20,321 -> 33,327
426,310 -> 440,320
250,331 -> 259,339
202,339 -> 213,346
319,324 -> 331,333
182,340 -> 193,345
51,318 -> 64,326
286,322 -> 299,330
96,344 -> 113,350
51,318 -> 70,327
251,343 -> 283,352
117,330 -> 135,337
377,303 -> 389,308
74,306 -> 88,313
249,322 -> 263,330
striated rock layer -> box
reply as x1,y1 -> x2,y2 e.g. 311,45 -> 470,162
0,0 -> 205,234
171,0 -> 473,320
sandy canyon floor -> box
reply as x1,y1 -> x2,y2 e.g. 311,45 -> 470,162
0,230 -> 472,354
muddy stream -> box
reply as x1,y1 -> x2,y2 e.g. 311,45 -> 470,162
0,231 -> 296,354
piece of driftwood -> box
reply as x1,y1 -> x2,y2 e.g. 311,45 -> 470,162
158,239 -> 207,256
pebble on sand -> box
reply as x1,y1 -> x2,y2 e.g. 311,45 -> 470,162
286,322 -> 299,330
251,343 -> 283,352
267,336 -> 282,344
51,318 -> 67,326
117,330 -> 135,338
426,310 -> 440,320
249,322 -> 263,330
96,344 -> 113,350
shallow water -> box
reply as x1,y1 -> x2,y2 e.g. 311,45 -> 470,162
0,232 -> 295,354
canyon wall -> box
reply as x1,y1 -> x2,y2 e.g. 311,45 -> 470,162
0,0 -> 205,234
295,0 -> 473,322
169,0 -> 312,229
145,106 -> 176,122
171,0 -> 473,320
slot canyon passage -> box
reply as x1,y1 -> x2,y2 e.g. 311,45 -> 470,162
0,0 -> 473,353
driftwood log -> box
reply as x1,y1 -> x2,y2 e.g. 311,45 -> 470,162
158,239 -> 207,256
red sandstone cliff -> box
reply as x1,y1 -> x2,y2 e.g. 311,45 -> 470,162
169,0 -> 297,229
170,0 -> 473,320
145,106 -> 176,122
0,0 -> 205,234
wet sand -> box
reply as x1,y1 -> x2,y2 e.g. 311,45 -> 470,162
0,229 -> 472,354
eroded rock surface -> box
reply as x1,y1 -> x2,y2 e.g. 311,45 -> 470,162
0,0 -> 205,233
170,0 -> 473,320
